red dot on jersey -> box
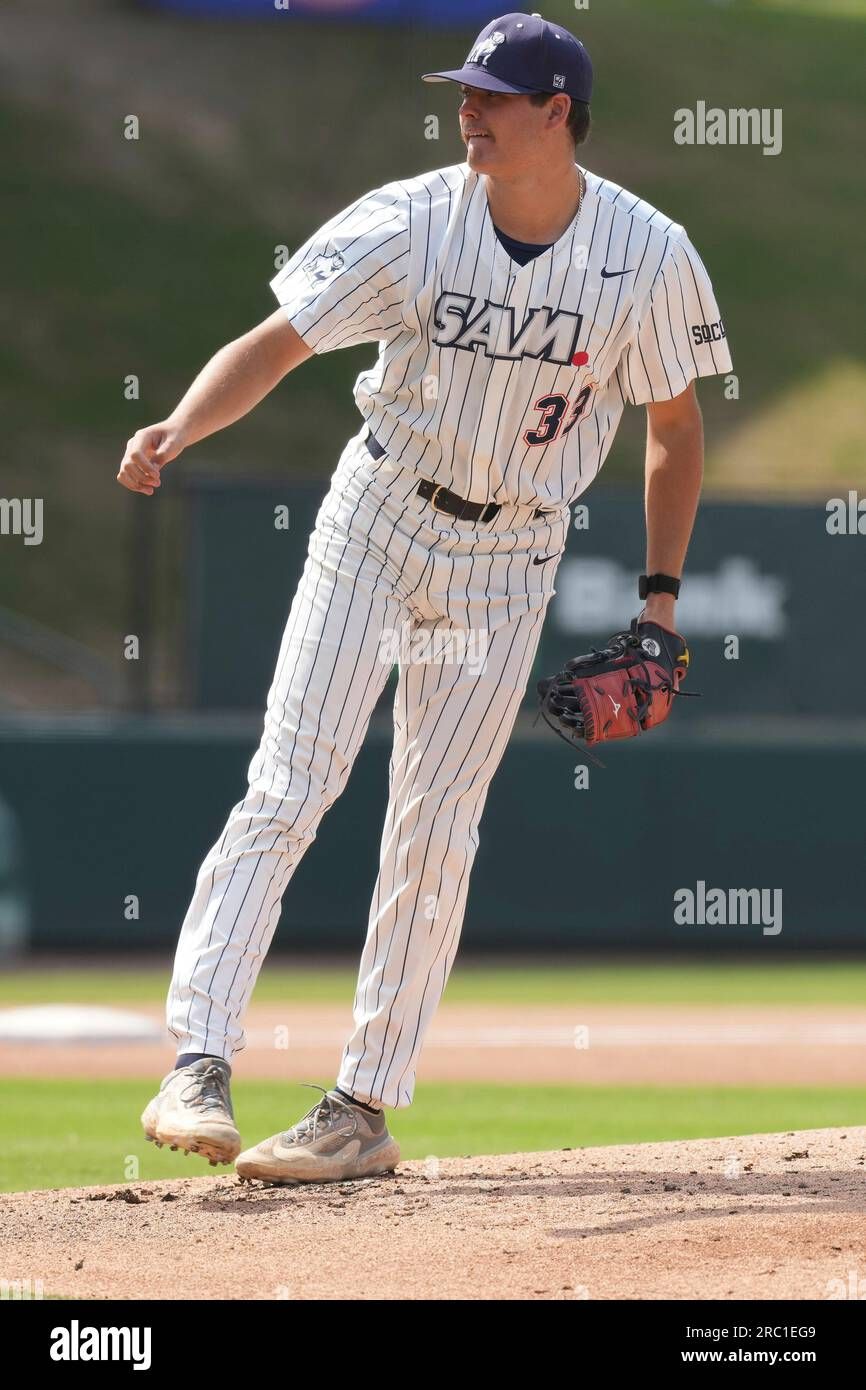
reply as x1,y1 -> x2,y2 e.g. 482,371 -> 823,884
572,351 -> 589,366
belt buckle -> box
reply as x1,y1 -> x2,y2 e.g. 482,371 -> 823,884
430,484 -> 449,514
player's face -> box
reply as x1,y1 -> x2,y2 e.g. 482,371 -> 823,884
457,85 -> 547,176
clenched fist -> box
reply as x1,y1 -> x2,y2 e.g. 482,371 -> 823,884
117,422 -> 186,495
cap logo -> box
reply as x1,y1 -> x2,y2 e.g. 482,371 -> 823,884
467,30 -> 506,67
552,73 -> 566,89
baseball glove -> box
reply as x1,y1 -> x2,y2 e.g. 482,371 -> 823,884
537,618 -> 692,756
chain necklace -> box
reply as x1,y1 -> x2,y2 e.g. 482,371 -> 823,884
576,165 -> 586,219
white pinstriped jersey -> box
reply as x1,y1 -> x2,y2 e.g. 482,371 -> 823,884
271,162 -> 732,509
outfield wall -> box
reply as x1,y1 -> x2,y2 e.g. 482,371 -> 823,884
182,483 -> 865,718
0,718 -> 862,952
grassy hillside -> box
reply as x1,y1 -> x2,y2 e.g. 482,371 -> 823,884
2,0 -> 864,701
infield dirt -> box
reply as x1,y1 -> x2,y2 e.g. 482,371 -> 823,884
2,1002 -> 864,1085
3,1127 -> 864,1300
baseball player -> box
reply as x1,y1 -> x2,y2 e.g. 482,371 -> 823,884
123,12 -> 731,1184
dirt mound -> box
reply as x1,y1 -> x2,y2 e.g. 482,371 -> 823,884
2,1128 -> 863,1300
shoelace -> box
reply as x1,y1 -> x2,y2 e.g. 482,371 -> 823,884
281,1083 -> 357,1146
179,1063 -> 231,1115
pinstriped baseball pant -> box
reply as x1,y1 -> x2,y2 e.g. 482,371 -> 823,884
167,431 -> 569,1109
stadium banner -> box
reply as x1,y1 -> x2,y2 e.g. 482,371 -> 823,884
182,479 -> 861,717
140,1 -> 495,22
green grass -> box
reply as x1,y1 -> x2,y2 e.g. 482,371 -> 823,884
1,1079 -> 862,1194
2,959 -> 866,1007
747,0 -> 866,16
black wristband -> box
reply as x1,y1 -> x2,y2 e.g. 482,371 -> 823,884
638,573 -> 681,600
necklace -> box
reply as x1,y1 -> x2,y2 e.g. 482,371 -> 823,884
576,166 -> 585,218
495,166 -> 586,275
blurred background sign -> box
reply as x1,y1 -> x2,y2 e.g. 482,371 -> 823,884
182,476 -> 862,717
0,796 -> 30,958
140,0 -> 496,20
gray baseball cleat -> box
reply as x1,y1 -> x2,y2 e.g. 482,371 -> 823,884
141,1057 -> 241,1165
235,1083 -> 400,1185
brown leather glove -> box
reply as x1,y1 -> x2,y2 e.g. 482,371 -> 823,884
537,619 -> 691,751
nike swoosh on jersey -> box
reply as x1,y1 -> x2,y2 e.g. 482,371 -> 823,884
600,266 -> 635,278
532,555 -> 557,566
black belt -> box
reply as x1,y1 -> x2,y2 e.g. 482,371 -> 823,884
365,431 -> 502,524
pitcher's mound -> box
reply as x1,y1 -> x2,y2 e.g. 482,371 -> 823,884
2,1127 -> 863,1300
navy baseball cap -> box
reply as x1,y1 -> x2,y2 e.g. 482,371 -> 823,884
422,11 -> 592,103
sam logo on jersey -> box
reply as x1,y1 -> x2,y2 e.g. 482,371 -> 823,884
433,292 -> 584,366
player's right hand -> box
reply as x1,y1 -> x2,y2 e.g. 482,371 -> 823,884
117,421 -> 186,496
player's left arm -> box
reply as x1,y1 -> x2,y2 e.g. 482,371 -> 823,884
536,382 -> 702,754
641,381 -> 704,630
